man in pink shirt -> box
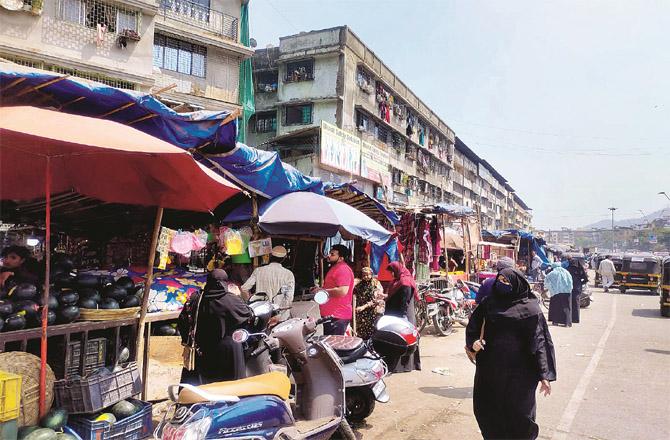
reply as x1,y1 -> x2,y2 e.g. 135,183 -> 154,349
317,244 -> 354,335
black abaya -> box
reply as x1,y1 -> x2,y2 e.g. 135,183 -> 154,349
384,285 -> 421,372
567,265 -> 588,324
466,269 -> 556,440
548,293 -> 572,326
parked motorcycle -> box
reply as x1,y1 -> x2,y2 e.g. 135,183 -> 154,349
424,287 -> 456,336
155,292 -> 353,440
579,283 -> 593,308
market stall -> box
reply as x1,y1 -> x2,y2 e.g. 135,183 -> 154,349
0,106 -> 241,435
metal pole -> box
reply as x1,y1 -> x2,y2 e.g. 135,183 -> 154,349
609,207 -> 617,251
39,157 -> 51,417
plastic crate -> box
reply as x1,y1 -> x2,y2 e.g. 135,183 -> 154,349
52,338 -> 107,379
54,363 -> 141,414
69,399 -> 152,440
0,419 -> 18,440
0,371 -> 21,422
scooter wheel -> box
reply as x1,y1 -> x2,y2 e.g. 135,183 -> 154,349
433,307 -> 454,336
345,387 -> 376,423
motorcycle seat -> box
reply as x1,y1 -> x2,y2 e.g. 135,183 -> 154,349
320,335 -> 368,363
177,371 -> 290,404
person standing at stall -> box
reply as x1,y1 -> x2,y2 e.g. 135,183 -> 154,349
241,246 -> 295,321
316,244 -> 354,335
545,262 -> 573,327
178,269 -> 253,384
0,245 -> 39,288
385,261 -> 421,372
566,257 -> 588,324
466,268 -> 556,439
354,267 -> 385,340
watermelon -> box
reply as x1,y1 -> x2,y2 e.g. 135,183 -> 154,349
111,400 -> 140,420
17,426 -> 40,440
4,313 -> 27,331
92,413 -> 116,425
23,428 -> 57,440
58,291 -> 79,306
56,434 -> 77,440
103,285 -> 128,301
78,297 -> 98,309
13,283 -> 38,301
0,300 -> 14,316
37,310 -> 57,326
75,274 -> 98,288
121,295 -> 140,308
57,306 -> 80,323
40,408 -> 68,430
157,324 -> 176,336
47,295 -> 59,310
115,276 -> 135,290
99,298 -> 120,309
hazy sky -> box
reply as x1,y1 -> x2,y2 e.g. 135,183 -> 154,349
249,1 -> 670,229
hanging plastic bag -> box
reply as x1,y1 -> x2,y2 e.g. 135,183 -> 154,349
171,231 -> 195,257
223,228 -> 244,255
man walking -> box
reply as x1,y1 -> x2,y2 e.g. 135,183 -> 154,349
598,255 -> 616,292
241,246 -> 295,320
315,244 -> 354,335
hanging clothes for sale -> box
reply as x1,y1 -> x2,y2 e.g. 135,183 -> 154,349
367,238 -> 402,276
430,218 -> 442,272
417,217 -> 432,264
396,212 -> 416,275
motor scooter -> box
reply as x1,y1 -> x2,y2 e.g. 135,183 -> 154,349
155,291 -> 353,440
424,288 -> 457,336
319,335 -> 389,422
579,283 -> 593,308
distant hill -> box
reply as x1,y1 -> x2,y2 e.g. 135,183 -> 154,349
585,208 -> 667,229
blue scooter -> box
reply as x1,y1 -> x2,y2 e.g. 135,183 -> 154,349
155,291 -> 353,440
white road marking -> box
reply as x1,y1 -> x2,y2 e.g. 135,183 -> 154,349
551,296 -> 618,440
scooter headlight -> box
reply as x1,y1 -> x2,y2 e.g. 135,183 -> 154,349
161,414 -> 212,440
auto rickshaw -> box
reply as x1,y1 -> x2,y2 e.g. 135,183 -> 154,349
618,253 -> 662,294
592,254 -> 605,287
661,257 -> 670,317
611,254 -> 624,287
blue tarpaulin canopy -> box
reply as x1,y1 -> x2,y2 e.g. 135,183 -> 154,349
222,191 -> 392,245
0,65 -> 323,199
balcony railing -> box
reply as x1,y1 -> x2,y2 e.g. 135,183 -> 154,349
160,0 -> 238,42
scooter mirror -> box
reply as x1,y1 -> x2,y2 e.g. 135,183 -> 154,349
313,289 -> 329,305
232,329 -> 250,343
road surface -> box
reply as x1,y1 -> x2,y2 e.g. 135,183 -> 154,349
353,286 -> 670,439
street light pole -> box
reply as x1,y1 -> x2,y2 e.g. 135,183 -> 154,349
609,207 -> 617,251
659,191 -> 670,202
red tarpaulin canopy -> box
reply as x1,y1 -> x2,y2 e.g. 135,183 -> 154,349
0,106 -> 242,415
0,106 -> 241,211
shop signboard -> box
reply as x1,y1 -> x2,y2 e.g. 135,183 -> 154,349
360,140 -> 391,186
320,120 -> 361,175
248,238 -> 273,258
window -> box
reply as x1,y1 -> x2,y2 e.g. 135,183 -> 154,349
256,70 -> 278,93
285,59 -> 314,82
253,112 -> 277,133
58,0 -> 139,33
285,103 -> 312,125
376,124 -> 389,144
153,35 -> 207,77
356,111 -> 370,131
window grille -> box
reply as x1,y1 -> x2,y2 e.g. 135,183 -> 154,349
376,124 -> 389,144
255,70 -> 278,93
153,34 -> 207,78
285,59 -> 314,82
285,103 -> 312,125
253,112 -> 277,133
0,54 -> 137,90
57,0 -> 140,34
356,111 -> 370,131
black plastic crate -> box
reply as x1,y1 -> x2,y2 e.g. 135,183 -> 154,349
54,362 -> 141,414
51,338 -> 107,379
69,398 -> 152,440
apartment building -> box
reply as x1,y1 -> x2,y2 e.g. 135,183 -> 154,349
247,26 -> 456,206
454,137 -> 533,231
0,0 -> 252,112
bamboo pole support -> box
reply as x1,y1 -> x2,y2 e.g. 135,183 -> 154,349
38,157 -> 51,417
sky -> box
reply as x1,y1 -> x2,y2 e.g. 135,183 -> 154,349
249,1 -> 670,229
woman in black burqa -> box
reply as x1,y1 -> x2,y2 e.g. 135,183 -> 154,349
178,269 -> 253,384
566,257 -> 589,324
466,268 -> 557,439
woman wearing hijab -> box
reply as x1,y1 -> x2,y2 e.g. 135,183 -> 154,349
178,269 -> 253,384
385,261 -> 421,372
466,268 -> 557,439
566,258 -> 588,324
476,257 -> 516,304
545,262 -> 573,326
354,267 -> 385,340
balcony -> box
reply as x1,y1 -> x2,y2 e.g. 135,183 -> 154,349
159,0 -> 238,42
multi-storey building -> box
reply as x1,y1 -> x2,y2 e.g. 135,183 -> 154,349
454,137 -> 532,231
247,26 -> 456,206
0,0 -> 253,112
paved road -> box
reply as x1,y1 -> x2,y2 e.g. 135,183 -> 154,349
354,287 -> 670,439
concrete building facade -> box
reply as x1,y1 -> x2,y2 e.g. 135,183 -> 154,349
0,0 -> 253,112
247,26 -> 456,207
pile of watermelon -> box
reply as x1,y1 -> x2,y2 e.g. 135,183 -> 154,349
17,409 -> 75,440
